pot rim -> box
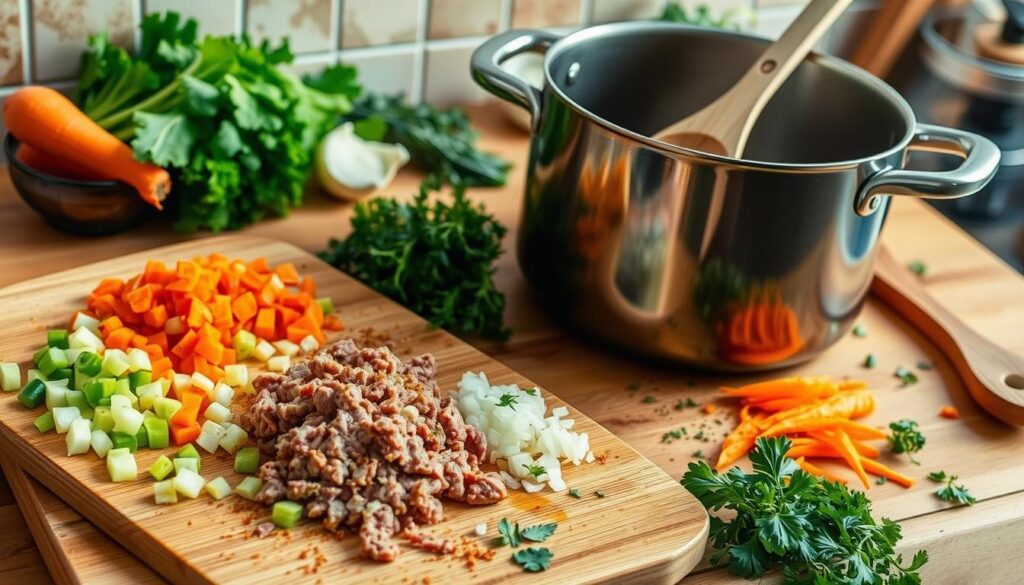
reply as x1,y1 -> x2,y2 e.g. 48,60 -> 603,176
540,21 -> 919,171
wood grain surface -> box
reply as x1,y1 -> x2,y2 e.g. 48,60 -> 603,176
0,236 -> 708,585
1,105 -> 1024,584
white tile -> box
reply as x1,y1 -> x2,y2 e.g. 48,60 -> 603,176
31,0 -> 136,82
342,0 -> 421,48
424,39 -> 491,106
247,0 -> 335,54
341,47 -> 418,100
590,0 -> 661,23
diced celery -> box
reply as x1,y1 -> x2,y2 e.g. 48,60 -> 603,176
47,329 -> 70,350
113,384 -> 138,410
66,419 -> 92,455
267,355 -> 290,373
173,468 -> 205,499
32,346 -> 48,367
71,312 -> 101,333
111,432 -> 137,453
101,349 -> 130,377
177,443 -> 201,460
142,409 -> 156,420
107,448 -> 137,482
33,411 -> 54,433
190,372 -> 214,393
110,394 -> 131,411
91,430 -> 113,458
172,373 -> 190,394
234,447 -> 260,474
83,378 -> 115,407
63,347 -> 85,364
112,407 -> 144,435
52,406 -> 81,433
272,340 -> 299,357
224,364 -> 248,388
154,479 -> 177,504
196,420 -> 226,453
125,348 -> 152,373
1,363 -> 21,391
26,369 -> 43,382
173,458 -> 199,474
74,371 -> 92,391
159,377 -> 170,396
45,381 -> 68,409
143,417 -> 169,449
253,340 -> 275,362
204,402 -> 232,424
234,476 -> 263,500
299,335 -> 318,354
149,455 -> 174,481
218,424 -> 248,454
206,477 -> 232,500
272,501 -> 304,528
135,382 -> 163,411
212,383 -> 234,407
68,327 -> 104,351
18,378 -> 46,409
135,424 -> 148,448
91,406 -> 115,433
316,296 -> 334,315
232,330 -> 257,360
128,370 -> 152,389
75,352 -> 103,377
39,347 -> 69,376
154,397 -> 182,420
65,390 -> 88,411
50,368 -> 73,387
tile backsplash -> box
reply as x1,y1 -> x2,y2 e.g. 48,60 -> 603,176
0,0 -> 880,109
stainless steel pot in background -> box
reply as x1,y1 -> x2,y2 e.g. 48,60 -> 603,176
472,22 -> 1000,371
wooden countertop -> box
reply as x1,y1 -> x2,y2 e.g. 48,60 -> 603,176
2,104 -> 1024,584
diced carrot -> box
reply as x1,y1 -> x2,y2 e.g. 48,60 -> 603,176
171,329 -> 199,359
151,356 -> 173,377
257,282 -> 278,307
143,260 -> 169,283
130,334 -> 148,349
211,295 -> 233,327
703,404 -> 717,415
92,278 -> 125,297
171,390 -> 204,426
939,405 -> 960,419
286,325 -> 312,344
248,257 -> 271,274
126,284 -> 155,313
323,315 -> 344,331
300,276 -> 316,296
143,304 -> 169,329
220,348 -> 236,366
187,298 -> 212,329
142,344 -> 165,362
193,355 -> 211,379
240,270 -> 268,293
100,316 -> 124,337
104,327 -> 136,351
255,308 -> 276,340
171,421 -> 202,446
176,355 -> 195,375
195,325 -> 224,364
274,262 -> 300,285
276,305 -> 301,327
231,291 -> 258,323
147,332 -> 169,353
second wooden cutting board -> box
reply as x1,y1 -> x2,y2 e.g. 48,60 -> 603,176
0,235 -> 707,585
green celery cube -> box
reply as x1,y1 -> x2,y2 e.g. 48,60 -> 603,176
143,418 -> 169,449
33,411 -> 55,433
128,370 -> 152,389
234,447 -> 260,474
149,455 -> 174,481
47,329 -> 70,349
91,406 -> 115,433
111,432 -> 137,453
38,348 -> 69,376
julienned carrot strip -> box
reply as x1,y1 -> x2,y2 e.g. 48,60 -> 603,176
860,457 -> 916,488
716,416 -> 768,471
721,377 -> 836,400
761,390 -> 875,429
761,417 -> 886,441
794,457 -> 847,484
815,430 -> 870,489
3,87 -> 170,209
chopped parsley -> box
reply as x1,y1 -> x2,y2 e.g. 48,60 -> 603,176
661,429 -> 683,443
895,367 -> 919,386
917,361 -> 933,370
521,523 -> 557,543
929,471 -> 975,505
641,395 -> 657,404
524,464 -> 546,479
692,449 -> 705,458
694,430 -> 705,440
675,397 -> 699,410
908,260 -> 927,277
626,381 -> 641,392
887,419 -> 926,464
512,547 -> 552,572
523,388 -> 538,396
497,518 -> 521,547
496,393 -> 519,410
852,324 -> 867,337
863,353 -> 877,369
594,489 -> 606,498
568,488 -> 581,499
876,476 -> 888,485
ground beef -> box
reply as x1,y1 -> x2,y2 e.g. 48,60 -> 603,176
239,339 -> 507,562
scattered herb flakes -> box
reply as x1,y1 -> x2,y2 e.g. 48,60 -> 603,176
908,260 -> 927,277
692,449 -> 705,459
694,430 -> 705,440
661,429 -> 684,443
525,464 -> 546,479
568,488 -> 581,499
497,518 -> 521,547
594,490 -> 606,498
512,547 -> 553,572
673,397 -> 700,410
852,324 -> 867,337
641,395 -> 657,404
523,388 -> 538,396
917,361 -> 933,371
863,353 -> 877,369
521,523 -> 557,543
681,437 -> 928,583
929,472 -> 975,506
876,476 -> 888,485
626,381 -> 641,392
895,367 -> 919,386
888,419 -> 926,465
496,393 -> 519,410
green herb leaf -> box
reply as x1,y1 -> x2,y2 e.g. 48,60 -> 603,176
934,474 -> 975,506
525,464 -> 546,479
131,111 -> 196,167
512,547 -> 552,572
520,523 -> 557,543
888,419 -> 926,464
852,324 -> 867,337
496,393 -> 518,410
641,395 -> 657,404
895,367 -> 919,386
908,260 -> 927,277
876,476 -> 888,485
864,353 -> 877,369
497,518 -> 521,547
523,388 -> 538,396
568,488 -> 581,499
928,471 -> 948,482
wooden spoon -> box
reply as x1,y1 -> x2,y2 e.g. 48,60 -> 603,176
653,0 -> 853,157
872,246 -> 1024,426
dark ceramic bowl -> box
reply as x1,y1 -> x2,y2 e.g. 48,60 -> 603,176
4,133 -> 152,236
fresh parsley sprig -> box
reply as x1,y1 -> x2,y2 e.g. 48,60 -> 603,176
888,419 -> 926,465
495,517 -> 557,572
928,471 -> 976,506
681,436 -> 928,584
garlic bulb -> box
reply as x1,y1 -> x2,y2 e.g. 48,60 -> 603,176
315,122 -> 410,201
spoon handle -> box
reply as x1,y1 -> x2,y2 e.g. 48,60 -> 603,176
871,246 -> 1024,426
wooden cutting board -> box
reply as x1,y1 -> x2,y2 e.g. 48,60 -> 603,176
0,235 -> 708,585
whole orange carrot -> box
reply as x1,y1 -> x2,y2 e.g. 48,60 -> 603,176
3,86 -> 170,209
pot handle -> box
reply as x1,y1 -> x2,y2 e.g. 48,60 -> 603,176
854,124 -> 1001,217
471,29 -> 560,131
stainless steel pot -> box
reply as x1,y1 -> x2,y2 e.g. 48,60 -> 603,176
472,22 -> 1001,371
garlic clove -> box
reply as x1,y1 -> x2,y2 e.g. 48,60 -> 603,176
315,122 -> 410,201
